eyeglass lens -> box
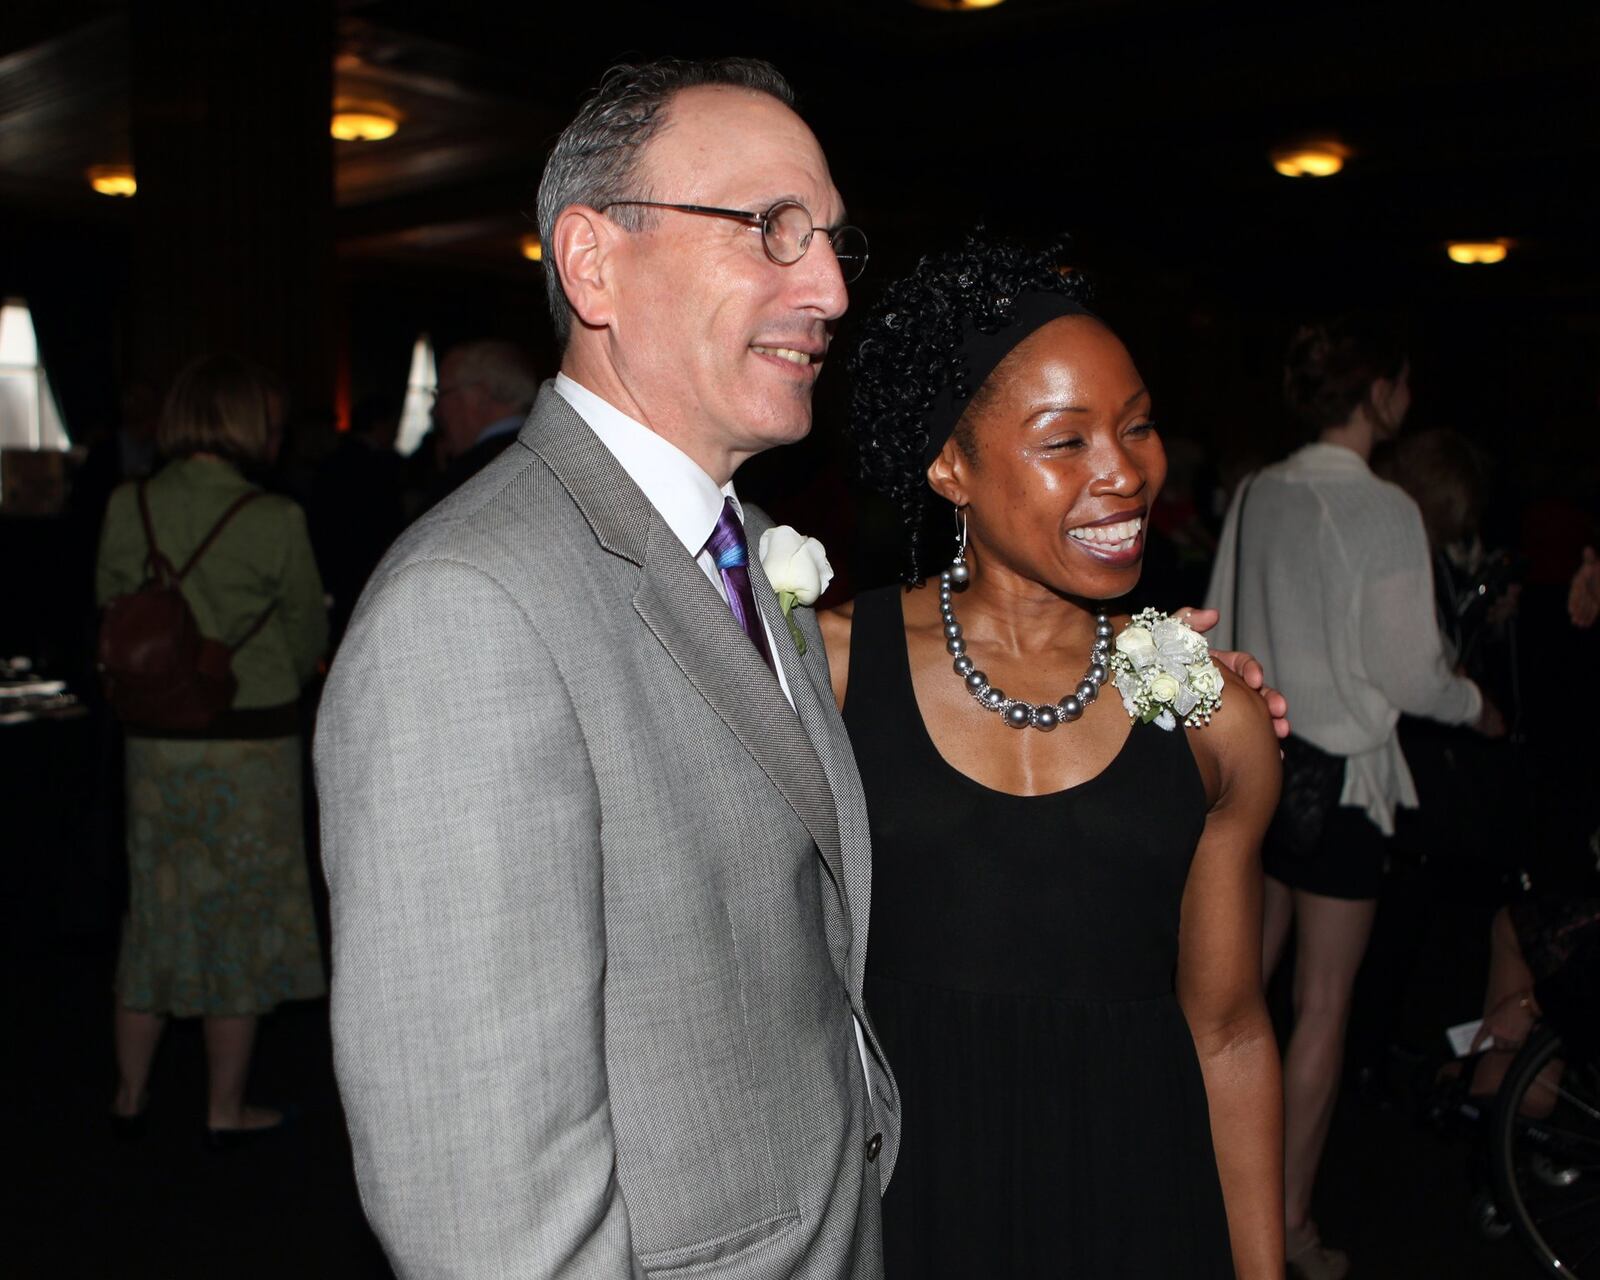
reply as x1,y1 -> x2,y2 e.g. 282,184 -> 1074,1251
761,202 -> 867,282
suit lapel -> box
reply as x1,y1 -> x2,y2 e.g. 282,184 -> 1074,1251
522,385 -> 848,908
744,511 -> 870,988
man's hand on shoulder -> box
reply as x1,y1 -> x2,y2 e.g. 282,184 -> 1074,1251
1178,606 -> 1290,741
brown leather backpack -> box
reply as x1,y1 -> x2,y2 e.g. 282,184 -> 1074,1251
97,479 -> 277,732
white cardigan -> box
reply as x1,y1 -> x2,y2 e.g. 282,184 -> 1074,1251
1206,442 -> 1482,834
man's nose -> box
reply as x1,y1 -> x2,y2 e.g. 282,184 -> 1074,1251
789,233 -> 849,322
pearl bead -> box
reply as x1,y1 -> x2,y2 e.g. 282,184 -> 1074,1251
940,570 -> 952,585
947,560 -> 970,586
938,589 -> 1111,732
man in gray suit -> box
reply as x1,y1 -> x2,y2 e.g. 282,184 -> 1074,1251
316,58 -> 895,1278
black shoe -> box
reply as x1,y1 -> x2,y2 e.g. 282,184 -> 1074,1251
205,1103 -> 298,1151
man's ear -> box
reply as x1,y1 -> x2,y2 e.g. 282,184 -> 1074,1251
551,205 -> 618,331
925,436 -> 970,510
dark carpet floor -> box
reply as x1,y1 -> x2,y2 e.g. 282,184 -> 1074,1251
6,905 -> 1549,1280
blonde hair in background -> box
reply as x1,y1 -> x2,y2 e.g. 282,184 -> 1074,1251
157,354 -> 281,464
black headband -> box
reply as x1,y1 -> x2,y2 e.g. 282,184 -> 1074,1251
921,291 -> 1096,467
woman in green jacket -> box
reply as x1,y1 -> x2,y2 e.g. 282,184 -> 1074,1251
96,355 -> 328,1145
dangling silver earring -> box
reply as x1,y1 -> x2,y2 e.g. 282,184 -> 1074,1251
947,506 -> 970,587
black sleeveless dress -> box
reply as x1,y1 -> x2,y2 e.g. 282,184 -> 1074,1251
846,587 -> 1235,1278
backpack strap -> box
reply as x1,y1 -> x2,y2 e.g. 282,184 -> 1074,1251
227,597 -> 280,655
140,480 -> 279,652
135,478 -> 179,584
176,490 -> 265,581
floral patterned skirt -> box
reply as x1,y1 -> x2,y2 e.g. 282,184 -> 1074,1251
118,735 -> 326,1017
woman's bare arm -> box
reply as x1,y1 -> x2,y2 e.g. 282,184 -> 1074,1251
1178,665 -> 1285,1279
818,602 -> 854,712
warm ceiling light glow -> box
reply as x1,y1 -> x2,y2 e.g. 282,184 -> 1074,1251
331,106 -> 400,142
1270,142 -> 1348,178
87,164 -> 136,197
520,234 -> 543,262
913,0 -> 1006,9
1446,240 -> 1511,265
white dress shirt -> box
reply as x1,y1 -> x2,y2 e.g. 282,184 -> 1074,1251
1206,442 -> 1482,834
554,373 -> 794,708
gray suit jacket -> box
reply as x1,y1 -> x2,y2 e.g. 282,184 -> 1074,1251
315,383 -> 899,1279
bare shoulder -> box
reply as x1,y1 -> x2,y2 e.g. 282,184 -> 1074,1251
818,601 -> 855,711
1187,661 -> 1282,810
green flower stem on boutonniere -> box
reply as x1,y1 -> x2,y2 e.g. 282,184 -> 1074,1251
777,590 -> 808,656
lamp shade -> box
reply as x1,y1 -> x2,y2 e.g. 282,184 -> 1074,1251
1446,240 -> 1511,265
87,164 -> 137,197
1270,142 -> 1349,178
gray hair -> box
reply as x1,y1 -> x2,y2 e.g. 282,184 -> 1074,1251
535,57 -> 797,347
444,339 -> 540,410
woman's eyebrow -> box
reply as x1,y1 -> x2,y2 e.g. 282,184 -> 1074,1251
1024,386 -> 1149,425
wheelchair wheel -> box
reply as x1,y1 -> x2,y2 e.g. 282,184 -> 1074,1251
1489,1024 -> 1600,1277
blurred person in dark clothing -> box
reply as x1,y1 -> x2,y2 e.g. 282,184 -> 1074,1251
429,340 -> 538,501
1468,894 -> 1600,1099
1345,430 -> 1523,1104
1134,434 -> 1219,613
1381,429 -> 1517,676
309,394 -> 406,643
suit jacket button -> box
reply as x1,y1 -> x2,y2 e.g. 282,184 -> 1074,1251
865,1132 -> 883,1163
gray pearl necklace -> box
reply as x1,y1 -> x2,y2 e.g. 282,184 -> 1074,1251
939,559 -> 1113,732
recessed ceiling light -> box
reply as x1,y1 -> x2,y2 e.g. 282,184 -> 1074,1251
1270,142 -> 1349,178
331,103 -> 400,142
913,0 -> 1006,10
87,164 -> 136,197
520,234 -> 543,262
1446,240 -> 1511,265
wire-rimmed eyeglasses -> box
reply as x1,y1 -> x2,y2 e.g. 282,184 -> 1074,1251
599,198 -> 869,283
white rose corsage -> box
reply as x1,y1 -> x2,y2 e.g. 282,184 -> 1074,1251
1109,608 -> 1223,731
758,526 -> 834,655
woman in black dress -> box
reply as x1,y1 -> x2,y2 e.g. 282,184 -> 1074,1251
821,234 -> 1284,1277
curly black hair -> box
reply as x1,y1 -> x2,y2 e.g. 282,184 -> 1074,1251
847,230 -> 1092,582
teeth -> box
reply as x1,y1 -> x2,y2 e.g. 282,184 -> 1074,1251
1068,517 -> 1142,548
751,345 -> 813,366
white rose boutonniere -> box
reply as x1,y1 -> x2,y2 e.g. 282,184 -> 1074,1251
1108,608 -> 1223,731
758,525 -> 834,656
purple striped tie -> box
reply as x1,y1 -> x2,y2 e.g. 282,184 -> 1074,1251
705,498 -> 775,673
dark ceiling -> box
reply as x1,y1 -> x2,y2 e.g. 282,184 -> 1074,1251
4,0 -> 1598,299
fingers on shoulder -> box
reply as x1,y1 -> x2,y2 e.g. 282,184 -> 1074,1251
1210,661 -> 1282,772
